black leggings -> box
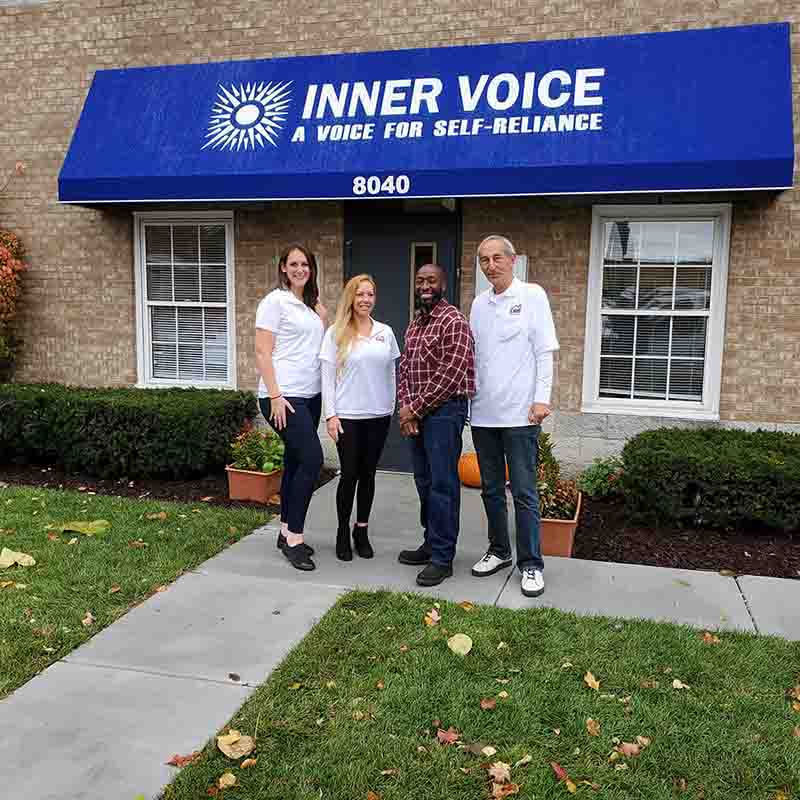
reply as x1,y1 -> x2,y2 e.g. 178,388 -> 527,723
335,416 -> 391,528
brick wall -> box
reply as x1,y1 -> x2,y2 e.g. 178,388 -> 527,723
0,0 -> 797,427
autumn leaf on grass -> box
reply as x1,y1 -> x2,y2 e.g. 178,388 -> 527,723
615,737 -> 650,758
513,755 -> 532,768
447,633 -> 473,656
481,697 -> 497,711
367,792 -> 382,800
551,762 -> 577,793
145,511 -> 168,521
46,520 -> 110,536
586,718 -> 601,737
217,730 -> 255,759
241,758 -> 257,768
792,727 -> 800,738
0,548 -> 35,569
166,751 -> 201,768
380,768 -> 399,776
109,584 -> 121,594
458,601 -> 475,612
492,784 -> 520,798
436,727 -> 460,745
584,671 -> 600,691
672,679 -> 690,690
488,762 -> 512,783
82,611 -> 95,627
424,608 -> 441,626
217,772 -> 236,789
498,691 -> 510,699
700,631 -> 721,644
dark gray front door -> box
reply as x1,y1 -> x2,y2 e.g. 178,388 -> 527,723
344,201 -> 461,472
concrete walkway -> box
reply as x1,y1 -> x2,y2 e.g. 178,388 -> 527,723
1,473 -> 797,800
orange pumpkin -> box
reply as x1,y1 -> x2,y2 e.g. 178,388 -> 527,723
458,452 -> 481,487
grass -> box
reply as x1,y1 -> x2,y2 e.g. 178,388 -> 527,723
0,484 -> 266,699
162,591 -> 800,800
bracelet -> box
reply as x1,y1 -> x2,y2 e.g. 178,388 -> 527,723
269,393 -> 283,400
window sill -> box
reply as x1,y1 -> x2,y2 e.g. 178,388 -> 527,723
135,381 -> 237,391
581,401 -> 719,422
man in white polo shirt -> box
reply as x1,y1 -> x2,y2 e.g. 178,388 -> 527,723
469,234 -> 559,597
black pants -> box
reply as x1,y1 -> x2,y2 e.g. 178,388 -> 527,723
259,394 -> 323,534
335,416 -> 391,529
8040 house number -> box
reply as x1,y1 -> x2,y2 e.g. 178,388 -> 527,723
352,175 -> 410,196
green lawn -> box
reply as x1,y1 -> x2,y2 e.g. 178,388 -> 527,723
163,591 -> 800,800
0,485 -> 266,699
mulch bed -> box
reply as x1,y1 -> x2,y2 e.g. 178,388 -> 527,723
573,496 -> 800,580
2,463 -> 797,579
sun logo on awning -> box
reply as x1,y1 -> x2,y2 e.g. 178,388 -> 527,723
202,81 -> 292,151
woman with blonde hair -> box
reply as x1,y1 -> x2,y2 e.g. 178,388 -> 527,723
320,274 -> 400,560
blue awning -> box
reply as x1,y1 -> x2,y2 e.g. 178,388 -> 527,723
59,23 -> 794,203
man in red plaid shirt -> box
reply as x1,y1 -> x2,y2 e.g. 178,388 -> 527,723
397,263 -> 475,586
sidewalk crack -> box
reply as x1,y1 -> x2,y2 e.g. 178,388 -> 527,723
734,577 -> 759,634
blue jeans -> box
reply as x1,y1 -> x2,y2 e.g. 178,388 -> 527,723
259,394 -> 323,534
471,425 -> 543,572
409,397 -> 468,567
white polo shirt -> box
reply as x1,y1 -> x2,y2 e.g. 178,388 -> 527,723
319,320 -> 400,419
470,278 -> 559,428
255,288 -> 324,399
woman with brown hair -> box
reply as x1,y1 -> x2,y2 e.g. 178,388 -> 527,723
255,243 -> 327,571
320,274 -> 400,560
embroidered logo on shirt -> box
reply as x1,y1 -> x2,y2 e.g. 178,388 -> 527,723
375,334 -> 385,342
509,304 -> 522,315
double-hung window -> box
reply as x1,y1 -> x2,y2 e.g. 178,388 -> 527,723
582,204 -> 731,419
134,212 -> 236,388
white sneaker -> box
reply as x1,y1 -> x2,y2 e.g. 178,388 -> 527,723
471,551 -> 513,577
521,568 -> 545,597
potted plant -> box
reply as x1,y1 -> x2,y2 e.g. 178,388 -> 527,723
226,426 -> 285,503
537,432 -> 581,557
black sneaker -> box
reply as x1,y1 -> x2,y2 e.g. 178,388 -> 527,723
280,540 -> 316,571
352,524 -> 374,559
336,526 -> 353,562
416,563 -> 453,586
398,544 -> 431,566
277,531 -> 314,556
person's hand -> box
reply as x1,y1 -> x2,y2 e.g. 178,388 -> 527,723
401,420 -> 419,437
399,404 -> 415,426
269,395 -> 295,430
528,403 -> 551,425
326,415 -> 344,443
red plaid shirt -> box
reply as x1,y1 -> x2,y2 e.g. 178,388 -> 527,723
398,299 -> 475,418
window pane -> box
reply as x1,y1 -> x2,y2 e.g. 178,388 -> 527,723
174,263 -> 200,302
672,318 -> 707,359
601,316 -> 634,356
204,308 -> 228,382
152,343 -> 177,379
177,308 -> 204,380
599,357 -> 632,397
640,222 -> 676,265
604,221 -> 640,264
601,266 -> 636,309
145,226 -> 171,264
634,359 -> 668,399
669,360 -> 705,401
635,316 -> 669,357
637,266 -> 674,309
675,266 -> 711,310
146,263 -> 173,302
677,221 -> 713,265
151,307 -> 177,379
200,225 -> 226,263
150,306 -> 176,343
173,225 -> 199,264
201,263 -> 227,303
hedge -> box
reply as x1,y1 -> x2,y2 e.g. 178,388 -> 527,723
0,383 -> 257,479
620,427 -> 800,532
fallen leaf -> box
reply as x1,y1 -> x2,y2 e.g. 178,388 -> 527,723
513,754 -> 532,768
793,727 -> 800,738
129,539 -> 148,548
673,778 -> 689,793
380,768 -> 399,776
166,751 -> 201,767
498,690 -> 509,699
241,758 -> 257,768
376,680 -> 385,690
437,727 -> 460,745
617,741 -> 641,758
793,702 -> 800,713
718,569 -> 736,577
578,780 -> 601,790
47,533 -> 59,542
497,641 -> 509,650
639,679 -> 659,689
82,611 -> 95,627
325,680 -> 336,689
480,697 -> 497,711
207,788 -> 219,797
68,537 -> 78,545
614,763 -> 629,771
492,784 -> 520,798
636,735 -> 652,748
561,661 -> 574,669
458,601 -> 475,612
566,779 -> 577,794
201,496 -> 214,502
553,728 -> 561,736
46,520 -> 110,536
399,644 -> 409,653
154,585 -> 168,593
584,671 -> 600,691
586,718 -> 601,737
424,608 -> 441,626
228,526 -> 238,535
217,730 -> 255,759
288,682 -> 303,690
352,710 -> 366,720
367,792 -> 382,800
109,584 -> 121,594
672,679 -> 690,690
447,633 -> 473,656
701,631 -> 721,644
488,762 -> 512,783
217,772 -> 236,789
145,512 -> 168,521
551,762 -> 568,782
481,745 -> 497,757
496,678 -> 511,684
0,548 -> 36,569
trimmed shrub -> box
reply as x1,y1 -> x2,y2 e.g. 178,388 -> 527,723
577,456 -> 624,500
0,383 -> 257,479
621,427 -> 800,532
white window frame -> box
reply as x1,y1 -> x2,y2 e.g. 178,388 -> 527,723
582,203 -> 731,420
133,211 -> 237,389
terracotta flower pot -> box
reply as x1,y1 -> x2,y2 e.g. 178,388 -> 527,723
540,492 -> 582,558
225,466 -> 283,503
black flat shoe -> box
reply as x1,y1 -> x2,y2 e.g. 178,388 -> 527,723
336,525 -> 353,561
277,531 -> 314,556
416,563 -> 453,587
352,525 -> 374,559
398,544 -> 431,566
280,540 -> 316,571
